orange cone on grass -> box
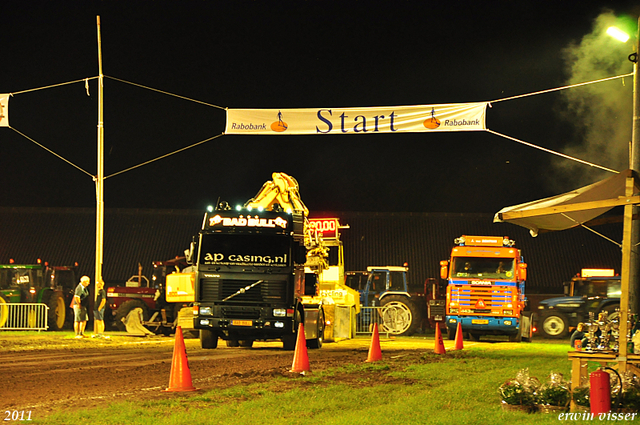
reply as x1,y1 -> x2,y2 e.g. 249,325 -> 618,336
366,322 -> 382,362
163,326 -> 198,392
434,324 -> 446,354
454,321 -> 464,350
290,323 -> 310,373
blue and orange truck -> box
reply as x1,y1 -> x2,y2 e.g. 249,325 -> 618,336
440,235 -> 533,342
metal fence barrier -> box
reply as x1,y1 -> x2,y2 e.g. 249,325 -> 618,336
356,306 -> 392,337
0,303 -> 49,331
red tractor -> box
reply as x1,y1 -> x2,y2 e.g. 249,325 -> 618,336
105,258 -> 189,335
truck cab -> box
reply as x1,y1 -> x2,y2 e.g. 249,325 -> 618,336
537,268 -> 620,338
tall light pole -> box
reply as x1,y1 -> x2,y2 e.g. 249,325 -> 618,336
608,19 -> 640,362
96,16 -> 105,289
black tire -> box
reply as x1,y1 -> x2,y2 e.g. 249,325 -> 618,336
521,313 -> 533,343
446,326 -> 456,340
238,340 -> 254,348
282,309 -> 302,350
379,295 -> 421,336
509,320 -> 523,342
468,332 -> 481,342
200,329 -> 218,349
307,309 -> 324,349
44,291 -> 66,331
540,313 -> 569,338
114,300 -> 150,332
0,294 -> 8,328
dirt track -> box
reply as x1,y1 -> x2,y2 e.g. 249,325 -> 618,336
1,333 -> 441,418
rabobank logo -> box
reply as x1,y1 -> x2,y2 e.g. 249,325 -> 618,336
423,107 -> 440,129
271,110 -> 288,132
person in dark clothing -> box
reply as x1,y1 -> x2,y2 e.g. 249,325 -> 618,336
73,276 -> 91,338
569,322 -> 586,349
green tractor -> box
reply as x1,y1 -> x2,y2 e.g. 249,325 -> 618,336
0,261 -> 78,331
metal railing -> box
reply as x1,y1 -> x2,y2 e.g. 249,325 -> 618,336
0,303 -> 49,331
356,306 -> 392,336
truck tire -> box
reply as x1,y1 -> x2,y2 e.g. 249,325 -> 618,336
200,329 -> 218,349
521,313 -> 533,343
44,291 -> 66,331
446,326 -> 456,340
540,313 -> 569,338
0,294 -> 8,328
307,309 -> 324,349
509,321 -> 523,342
282,309 -> 302,350
379,295 -> 421,336
115,300 -> 150,332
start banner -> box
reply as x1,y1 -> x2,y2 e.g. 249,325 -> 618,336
225,102 -> 487,135
0,94 -> 9,127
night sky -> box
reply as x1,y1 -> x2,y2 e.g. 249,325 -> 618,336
1,1 -> 639,214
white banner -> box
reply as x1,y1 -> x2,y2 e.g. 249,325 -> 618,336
225,102 -> 487,135
0,94 -> 9,127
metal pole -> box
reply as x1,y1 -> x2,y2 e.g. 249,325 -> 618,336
96,16 -> 105,291
630,17 -> 640,319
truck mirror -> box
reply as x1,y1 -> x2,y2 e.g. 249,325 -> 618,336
439,260 -> 448,280
519,263 -> 527,281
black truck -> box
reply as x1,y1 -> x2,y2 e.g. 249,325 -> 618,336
191,205 -> 325,350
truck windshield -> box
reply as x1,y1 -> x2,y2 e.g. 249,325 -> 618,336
198,234 -> 291,268
451,258 -> 515,279
573,279 -> 621,298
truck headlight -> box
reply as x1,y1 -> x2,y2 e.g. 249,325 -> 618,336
449,308 -> 459,313
504,320 -> 512,326
274,321 -> 284,328
273,308 -> 286,317
538,306 -> 545,310
199,319 -> 211,326
199,306 -> 213,315
503,310 -> 513,315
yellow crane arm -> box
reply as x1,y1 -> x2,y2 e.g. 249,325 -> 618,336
244,172 -> 309,215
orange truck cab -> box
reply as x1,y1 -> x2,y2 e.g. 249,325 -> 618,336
440,236 -> 533,342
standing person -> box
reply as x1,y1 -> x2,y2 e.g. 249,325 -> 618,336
73,275 -> 91,339
92,279 -> 109,339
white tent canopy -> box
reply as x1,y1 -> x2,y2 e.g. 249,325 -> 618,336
494,169 -> 640,236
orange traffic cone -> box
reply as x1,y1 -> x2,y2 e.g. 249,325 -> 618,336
434,324 -> 446,354
454,322 -> 464,350
290,323 -> 310,373
366,322 -> 382,362
163,326 -> 198,392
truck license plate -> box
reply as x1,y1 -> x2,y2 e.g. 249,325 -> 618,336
232,320 -> 253,327
472,319 -> 489,324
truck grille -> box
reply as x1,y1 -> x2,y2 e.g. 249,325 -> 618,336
201,278 -> 288,304
449,285 -> 517,314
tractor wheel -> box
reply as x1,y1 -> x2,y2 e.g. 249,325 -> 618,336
540,313 -> 569,338
200,329 -> 218,349
114,300 -> 150,332
45,291 -> 67,331
307,309 -> 324,349
600,304 -> 620,323
379,295 -> 421,336
0,294 -> 8,328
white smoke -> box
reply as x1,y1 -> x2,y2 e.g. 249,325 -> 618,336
552,10 -> 634,190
